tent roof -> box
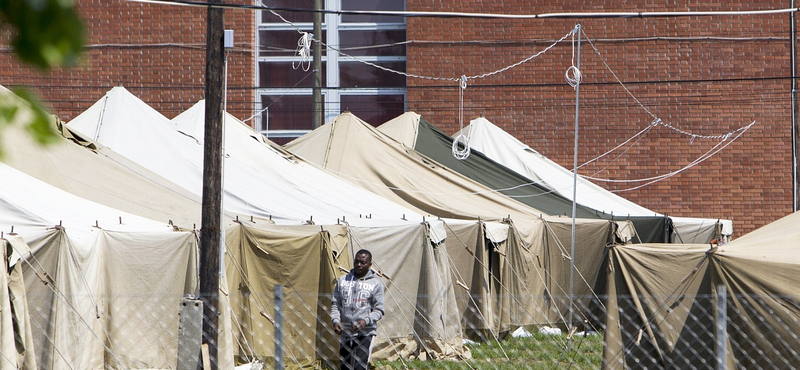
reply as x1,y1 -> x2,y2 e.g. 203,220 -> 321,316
719,211 -> 800,263
379,113 -> 684,243
286,112 -> 636,245
0,163 -> 174,247
0,86 -> 203,229
379,113 -> 689,243
67,87 -> 424,226
464,117 -> 653,216
286,112 -> 549,222
461,116 -> 733,238
379,112 -> 605,219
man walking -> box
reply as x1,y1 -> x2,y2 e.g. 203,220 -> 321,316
331,249 -> 385,370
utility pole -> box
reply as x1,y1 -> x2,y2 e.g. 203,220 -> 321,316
312,0 -> 323,128
201,0 -> 224,368
792,0 -> 799,212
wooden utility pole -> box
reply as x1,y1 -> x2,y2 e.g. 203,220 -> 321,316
312,0 -> 323,128
792,0 -> 799,212
200,0 -> 224,368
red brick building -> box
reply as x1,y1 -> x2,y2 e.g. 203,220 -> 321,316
1,0 -> 797,235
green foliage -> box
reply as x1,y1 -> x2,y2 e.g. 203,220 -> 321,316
0,87 -> 59,158
373,333 -> 604,370
0,0 -> 85,69
0,0 -> 85,157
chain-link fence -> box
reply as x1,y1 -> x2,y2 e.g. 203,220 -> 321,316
4,223 -> 799,370
217,289 -> 800,370
8,288 -> 799,369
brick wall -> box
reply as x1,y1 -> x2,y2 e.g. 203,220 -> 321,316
1,1 -> 796,236
406,1 -> 797,235
0,0 -> 256,120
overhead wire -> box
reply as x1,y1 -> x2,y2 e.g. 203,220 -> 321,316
125,0 -> 800,20
584,121 -> 755,187
256,14 -> 757,195
608,123 -> 754,192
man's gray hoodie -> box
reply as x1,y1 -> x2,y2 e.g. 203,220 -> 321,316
331,269 -> 385,338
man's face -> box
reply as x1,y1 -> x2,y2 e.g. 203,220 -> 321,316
353,253 -> 372,278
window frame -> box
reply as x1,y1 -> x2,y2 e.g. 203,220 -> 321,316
256,1 -> 407,140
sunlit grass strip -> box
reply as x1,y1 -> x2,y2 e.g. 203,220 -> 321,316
374,332 -> 603,370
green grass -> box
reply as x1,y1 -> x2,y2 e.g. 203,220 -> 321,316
374,332 -> 603,370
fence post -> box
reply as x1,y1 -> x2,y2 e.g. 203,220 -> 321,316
275,285 -> 284,370
716,284 -> 727,370
177,297 -> 203,370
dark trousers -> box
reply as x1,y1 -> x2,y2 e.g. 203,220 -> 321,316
339,335 -> 374,370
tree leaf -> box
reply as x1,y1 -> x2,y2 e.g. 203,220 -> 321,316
0,0 -> 85,69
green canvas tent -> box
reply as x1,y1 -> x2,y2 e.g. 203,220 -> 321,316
378,112 -> 673,243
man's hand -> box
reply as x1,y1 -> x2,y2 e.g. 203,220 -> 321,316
333,322 -> 343,334
352,319 -> 367,332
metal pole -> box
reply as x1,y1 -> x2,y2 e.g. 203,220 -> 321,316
716,284 -> 728,370
569,24 -> 582,350
221,30 -> 233,280
274,284 -> 284,370
312,0 -> 323,128
791,1 -> 799,212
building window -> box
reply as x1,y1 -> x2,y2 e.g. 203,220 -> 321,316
256,0 -> 407,142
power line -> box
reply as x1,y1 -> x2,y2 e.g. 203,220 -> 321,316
126,0 -> 800,19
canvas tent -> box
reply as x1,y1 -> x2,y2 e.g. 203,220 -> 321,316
0,85 -> 204,230
460,117 -> 732,243
286,112 -> 635,334
67,87 -> 425,226
224,221 -> 467,367
601,210 -> 800,369
1,234 -> 36,370
0,162 -> 235,369
379,112 -> 674,243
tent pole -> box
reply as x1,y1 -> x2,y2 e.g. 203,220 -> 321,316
569,24 -> 582,351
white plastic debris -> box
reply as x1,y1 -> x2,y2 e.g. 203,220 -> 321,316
538,326 -> 562,335
234,360 -> 263,370
512,327 -> 533,338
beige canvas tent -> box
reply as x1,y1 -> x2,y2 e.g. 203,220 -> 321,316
0,161 -> 234,369
0,86 -> 204,230
66,88 -> 427,226
1,234 -> 36,370
224,221 -> 467,368
602,210 -> 800,369
286,113 -> 635,335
